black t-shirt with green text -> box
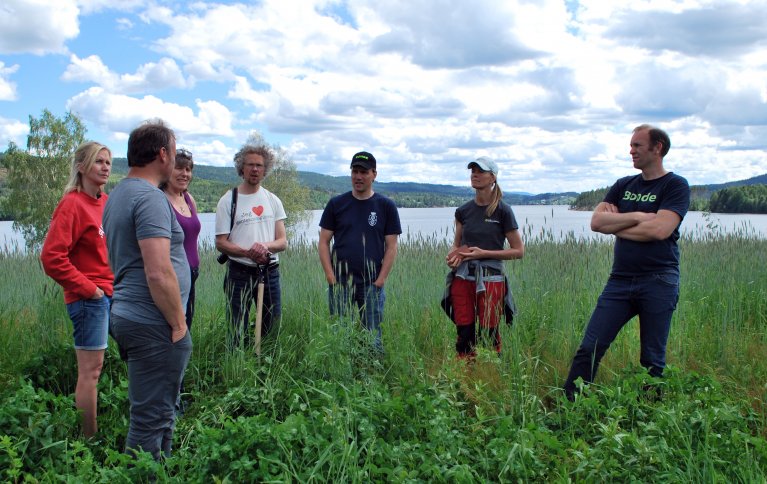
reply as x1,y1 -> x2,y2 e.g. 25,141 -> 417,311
604,172 -> 690,276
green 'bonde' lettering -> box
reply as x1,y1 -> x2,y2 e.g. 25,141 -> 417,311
623,191 -> 657,203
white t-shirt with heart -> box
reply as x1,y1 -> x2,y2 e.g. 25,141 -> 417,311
215,187 -> 287,266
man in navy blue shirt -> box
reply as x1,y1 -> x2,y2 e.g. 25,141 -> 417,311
563,124 -> 690,400
319,151 -> 402,351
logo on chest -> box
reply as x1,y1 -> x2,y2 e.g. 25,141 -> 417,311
368,211 -> 378,226
252,205 -> 265,216
623,191 -> 657,203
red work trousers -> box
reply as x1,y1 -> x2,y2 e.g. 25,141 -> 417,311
449,277 -> 506,356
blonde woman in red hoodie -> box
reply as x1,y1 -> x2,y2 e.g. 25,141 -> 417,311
41,141 -> 114,438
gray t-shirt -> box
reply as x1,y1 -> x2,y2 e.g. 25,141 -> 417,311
104,177 -> 191,325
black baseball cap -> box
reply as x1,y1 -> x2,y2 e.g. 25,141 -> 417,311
351,151 -> 376,170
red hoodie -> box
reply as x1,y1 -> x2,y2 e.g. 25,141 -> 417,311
41,191 -> 114,304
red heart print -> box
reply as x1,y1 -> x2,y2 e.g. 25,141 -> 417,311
252,206 -> 264,216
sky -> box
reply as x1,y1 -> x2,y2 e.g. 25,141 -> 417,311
1,0 -> 766,194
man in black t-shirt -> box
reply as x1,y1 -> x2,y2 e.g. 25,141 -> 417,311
563,125 -> 690,400
318,151 -> 402,351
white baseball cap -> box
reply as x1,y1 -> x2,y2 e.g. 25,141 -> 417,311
467,156 -> 498,175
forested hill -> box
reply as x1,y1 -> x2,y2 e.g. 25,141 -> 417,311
296,171 -> 577,207
692,173 -> 767,195
6,158 -> 762,214
108,158 -> 577,211
569,173 -> 767,213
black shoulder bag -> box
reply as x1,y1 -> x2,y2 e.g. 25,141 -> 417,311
216,187 -> 238,264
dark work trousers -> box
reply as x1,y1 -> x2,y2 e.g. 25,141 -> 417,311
110,314 -> 192,460
186,266 -> 199,332
563,273 -> 679,399
179,266 -> 199,399
224,260 -> 281,349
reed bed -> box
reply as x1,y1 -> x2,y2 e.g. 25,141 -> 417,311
0,226 -> 765,481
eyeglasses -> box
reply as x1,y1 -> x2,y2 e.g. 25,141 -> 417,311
176,148 -> 193,161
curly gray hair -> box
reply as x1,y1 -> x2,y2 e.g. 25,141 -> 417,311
233,144 -> 275,177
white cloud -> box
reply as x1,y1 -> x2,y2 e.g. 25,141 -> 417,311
182,139 -> 233,168
115,17 -> 133,30
0,0 -> 79,55
99,1 -> 767,190
0,62 -> 19,101
62,54 -> 187,93
367,0 -> 543,69
76,0 -> 142,15
66,87 -> 234,139
61,54 -> 112,84
184,60 -> 227,83
124,57 -> 187,91
605,1 -> 767,58
0,116 -> 28,147
3,0 -> 765,194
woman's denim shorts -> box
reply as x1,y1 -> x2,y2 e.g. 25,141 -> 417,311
66,296 -> 111,350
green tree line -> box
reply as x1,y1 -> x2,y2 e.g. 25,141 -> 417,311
709,184 -> 767,213
1,110 -> 310,248
570,186 -> 712,212
570,187 -> 609,211
569,183 -> 767,214
4,111 -> 767,240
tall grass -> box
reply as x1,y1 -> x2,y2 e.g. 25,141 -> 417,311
1,225 -> 766,481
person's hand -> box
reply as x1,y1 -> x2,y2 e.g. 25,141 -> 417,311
247,242 -> 269,263
325,273 -> 337,285
90,287 -> 105,299
246,242 -> 262,260
446,245 -> 467,268
458,246 -> 485,261
373,278 -> 385,289
171,325 -> 187,343
255,250 -> 272,265
446,255 -> 462,268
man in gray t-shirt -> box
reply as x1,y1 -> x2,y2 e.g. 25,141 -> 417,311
107,178 -> 190,322
103,120 -> 192,460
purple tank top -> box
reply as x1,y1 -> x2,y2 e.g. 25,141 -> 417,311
172,191 -> 201,269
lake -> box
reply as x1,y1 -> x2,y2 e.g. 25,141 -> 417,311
3,205 -> 767,253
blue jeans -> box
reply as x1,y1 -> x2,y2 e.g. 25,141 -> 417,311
66,296 -> 111,350
564,273 -> 679,397
225,261 -> 281,348
110,314 -> 192,460
328,281 -> 385,350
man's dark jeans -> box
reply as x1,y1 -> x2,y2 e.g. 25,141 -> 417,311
225,261 -> 281,348
564,273 -> 679,398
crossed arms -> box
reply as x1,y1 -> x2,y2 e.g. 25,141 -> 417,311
590,202 -> 681,241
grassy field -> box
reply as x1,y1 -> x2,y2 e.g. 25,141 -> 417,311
1,228 -> 766,482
